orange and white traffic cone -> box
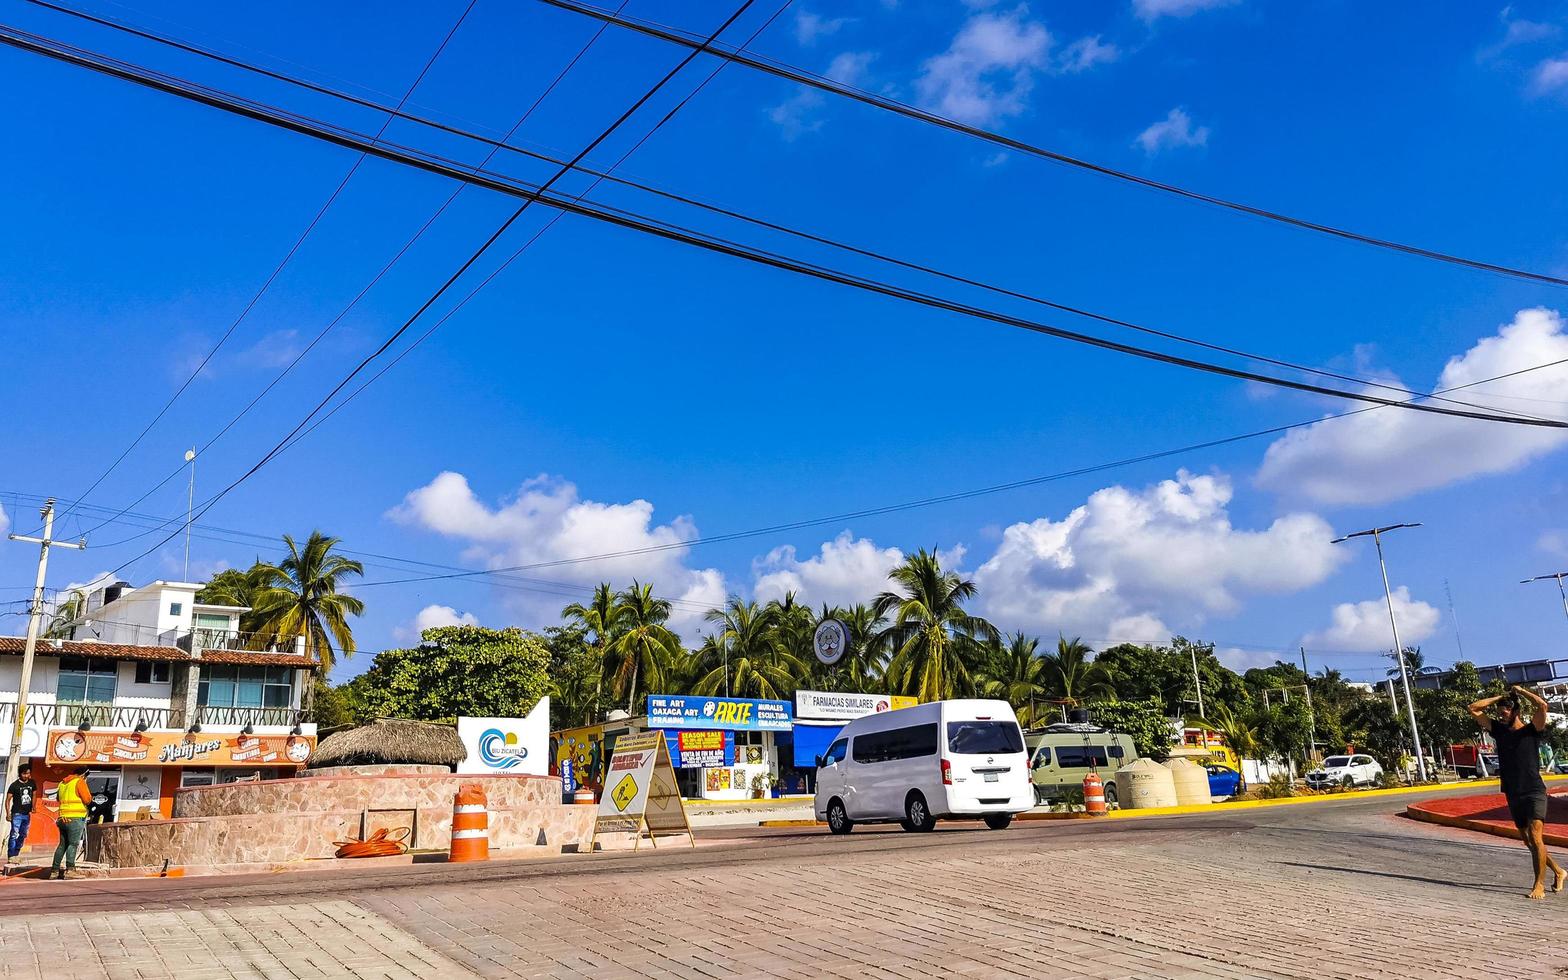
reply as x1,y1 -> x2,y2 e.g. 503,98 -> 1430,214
1083,772 -> 1107,816
449,783 -> 490,862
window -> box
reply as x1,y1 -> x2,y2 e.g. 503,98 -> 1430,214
946,721 -> 1024,755
1108,744 -> 1126,759
169,602 -> 183,617
134,661 -> 171,684
57,656 -> 117,704
1053,745 -> 1111,769
823,738 -> 848,767
1031,746 -> 1053,768
198,665 -> 293,708
851,723 -> 937,764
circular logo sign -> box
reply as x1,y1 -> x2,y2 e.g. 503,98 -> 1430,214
479,728 -> 526,770
813,619 -> 848,666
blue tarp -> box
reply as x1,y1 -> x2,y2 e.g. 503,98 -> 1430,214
792,722 -> 843,768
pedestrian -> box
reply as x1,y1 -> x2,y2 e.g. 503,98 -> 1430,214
5,763 -> 38,872
1468,685 -> 1565,899
50,767 -> 93,881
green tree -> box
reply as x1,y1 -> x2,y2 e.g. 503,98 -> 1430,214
1040,635 -> 1112,706
247,531 -> 364,672
691,598 -> 805,700
976,632 -> 1050,726
873,549 -> 998,702
195,565 -> 266,609
1084,697 -> 1174,760
346,625 -> 550,722
44,588 -> 87,639
1093,643 -> 1188,712
1192,702 -> 1261,760
1254,699 -> 1313,767
1342,692 -> 1405,766
542,624 -> 601,730
561,583 -> 624,723
309,677 -> 359,729
605,582 -> 684,713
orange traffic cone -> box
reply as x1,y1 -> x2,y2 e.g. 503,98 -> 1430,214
449,783 -> 490,862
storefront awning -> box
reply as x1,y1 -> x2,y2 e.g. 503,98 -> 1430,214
791,721 -> 843,768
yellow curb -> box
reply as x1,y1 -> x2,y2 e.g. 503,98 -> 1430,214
685,797 -> 813,809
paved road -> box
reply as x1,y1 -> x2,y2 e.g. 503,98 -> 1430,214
0,791 -> 1561,979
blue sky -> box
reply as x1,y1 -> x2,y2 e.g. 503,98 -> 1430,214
3,0 -> 1568,687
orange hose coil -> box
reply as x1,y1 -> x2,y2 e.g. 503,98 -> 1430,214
449,782 -> 490,863
334,827 -> 411,859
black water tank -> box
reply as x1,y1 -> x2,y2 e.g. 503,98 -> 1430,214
102,581 -> 132,605
1067,707 -> 1091,725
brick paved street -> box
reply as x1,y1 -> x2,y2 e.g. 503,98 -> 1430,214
0,792 -> 1562,979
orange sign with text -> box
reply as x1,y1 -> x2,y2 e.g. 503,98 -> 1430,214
46,729 -> 316,767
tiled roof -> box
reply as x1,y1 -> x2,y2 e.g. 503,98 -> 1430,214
0,636 -> 320,670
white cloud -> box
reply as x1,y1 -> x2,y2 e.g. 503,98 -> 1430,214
236,329 -> 302,369
1133,0 -> 1237,22
794,10 -> 849,45
1256,308 -> 1568,505
395,603 -> 480,642
1486,8 -> 1559,58
972,470 -> 1343,642
1058,35 -> 1119,73
767,52 -> 874,140
1135,107 -> 1210,154
1532,55 -> 1568,94
753,531 -> 903,608
1539,529 -> 1568,559
387,472 -> 723,641
1303,586 -> 1440,652
917,7 -> 1051,125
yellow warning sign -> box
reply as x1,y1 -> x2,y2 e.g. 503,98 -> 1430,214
611,772 -> 638,811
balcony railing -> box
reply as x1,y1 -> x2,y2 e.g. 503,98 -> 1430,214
0,702 -> 309,730
192,705 -> 306,728
0,702 -> 186,729
177,629 -> 307,656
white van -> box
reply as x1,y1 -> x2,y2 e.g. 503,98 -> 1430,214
812,699 -> 1032,833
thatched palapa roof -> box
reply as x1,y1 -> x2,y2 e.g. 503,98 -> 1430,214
309,718 -> 464,769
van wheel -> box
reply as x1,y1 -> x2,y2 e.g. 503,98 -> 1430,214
826,799 -> 853,835
983,813 -> 1013,831
1103,783 -> 1118,807
1034,786 -> 1048,807
904,792 -> 936,832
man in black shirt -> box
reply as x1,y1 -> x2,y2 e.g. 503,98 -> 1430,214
4,762 -> 38,870
1469,685 -> 1563,899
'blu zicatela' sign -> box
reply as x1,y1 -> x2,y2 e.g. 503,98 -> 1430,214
645,695 -> 793,731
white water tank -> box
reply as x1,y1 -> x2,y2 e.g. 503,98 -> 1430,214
1117,758 -> 1178,810
1164,757 -> 1211,806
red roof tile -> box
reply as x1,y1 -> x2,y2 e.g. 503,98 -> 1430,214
0,636 -> 319,670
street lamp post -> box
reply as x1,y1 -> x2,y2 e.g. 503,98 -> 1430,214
1520,571 -> 1568,626
1332,523 -> 1428,782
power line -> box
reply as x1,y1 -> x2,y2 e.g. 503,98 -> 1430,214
4,23 -> 1559,433
51,0 -> 480,532
535,0 -> 1568,290
75,0 -> 764,581
20,1 -> 1550,423
72,0 -> 636,542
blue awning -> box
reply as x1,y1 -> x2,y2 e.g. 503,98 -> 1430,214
792,722 -> 843,768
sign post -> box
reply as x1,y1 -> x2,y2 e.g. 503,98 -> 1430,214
589,730 -> 692,851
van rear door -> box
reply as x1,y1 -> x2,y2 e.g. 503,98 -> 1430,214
943,718 -> 1026,805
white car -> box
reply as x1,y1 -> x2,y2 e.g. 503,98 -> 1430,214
1305,754 -> 1383,789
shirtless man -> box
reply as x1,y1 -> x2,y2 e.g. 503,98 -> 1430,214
1468,685 -> 1564,899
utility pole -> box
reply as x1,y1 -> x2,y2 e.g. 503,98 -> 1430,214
1332,523 -> 1428,782
1189,644 -> 1208,748
1300,647 -> 1317,763
5,499 -> 86,797
183,448 -> 197,581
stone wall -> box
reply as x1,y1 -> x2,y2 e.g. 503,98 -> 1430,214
87,768 -> 595,869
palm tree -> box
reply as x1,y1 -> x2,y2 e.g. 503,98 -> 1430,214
976,632 -> 1050,726
1386,646 -> 1425,678
605,582 -> 684,713
562,583 -> 625,722
766,591 -> 816,664
1191,702 -> 1260,760
44,589 -> 87,639
873,549 -> 998,702
691,598 -> 806,700
1040,635 -> 1112,706
247,531 -> 365,672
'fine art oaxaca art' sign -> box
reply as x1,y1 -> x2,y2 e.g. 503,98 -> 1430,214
46,729 -> 316,767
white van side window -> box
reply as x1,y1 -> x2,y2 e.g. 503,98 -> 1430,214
824,738 -> 848,766
852,724 -> 937,764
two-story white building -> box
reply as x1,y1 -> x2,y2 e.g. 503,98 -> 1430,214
0,579 -> 319,834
